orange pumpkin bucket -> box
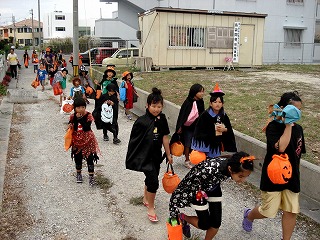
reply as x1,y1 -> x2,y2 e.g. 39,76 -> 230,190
62,103 -> 74,113
267,153 -> 292,184
189,150 -> 206,165
162,164 -> 181,194
166,221 -> 183,240
170,141 -> 184,157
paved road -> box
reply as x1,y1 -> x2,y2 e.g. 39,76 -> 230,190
0,50 -> 316,239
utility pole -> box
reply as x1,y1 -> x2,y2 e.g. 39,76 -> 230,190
38,0 -> 41,49
12,15 -> 16,46
73,0 -> 79,77
30,9 -> 35,50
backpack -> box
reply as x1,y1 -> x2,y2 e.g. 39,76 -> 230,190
73,86 -> 83,99
119,81 -> 126,102
101,103 -> 113,124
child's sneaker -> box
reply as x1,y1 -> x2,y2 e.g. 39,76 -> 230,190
89,175 -> 95,186
242,208 -> 253,232
113,138 -> 121,144
179,213 -> 191,238
76,173 -> 83,183
127,114 -> 132,120
103,135 -> 109,141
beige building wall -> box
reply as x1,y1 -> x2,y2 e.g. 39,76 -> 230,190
139,9 -> 266,68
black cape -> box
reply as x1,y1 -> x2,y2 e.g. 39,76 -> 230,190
126,110 -> 166,172
193,110 -> 237,152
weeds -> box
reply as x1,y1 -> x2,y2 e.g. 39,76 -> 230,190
95,172 -> 113,191
129,195 -> 144,206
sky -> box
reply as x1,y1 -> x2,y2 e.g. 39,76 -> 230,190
0,0 -> 118,29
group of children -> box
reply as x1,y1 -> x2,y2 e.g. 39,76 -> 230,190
51,57 -> 304,240
124,83 -> 305,240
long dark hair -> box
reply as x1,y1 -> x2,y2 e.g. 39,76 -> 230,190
188,83 -> 204,99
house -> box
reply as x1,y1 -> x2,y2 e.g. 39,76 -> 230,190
138,7 -> 266,68
5,19 -> 43,47
98,0 -> 320,64
43,11 -> 73,39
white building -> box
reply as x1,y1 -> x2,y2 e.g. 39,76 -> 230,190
98,0 -> 320,63
43,11 -> 73,39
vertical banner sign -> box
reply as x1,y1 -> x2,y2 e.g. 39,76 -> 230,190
233,22 -> 241,63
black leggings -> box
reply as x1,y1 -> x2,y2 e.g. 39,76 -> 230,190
102,122 -> 118,139
196,185 -> 222,230
144,163 -> 161,193
10,65 -> 18,78
73,151 -> 95,173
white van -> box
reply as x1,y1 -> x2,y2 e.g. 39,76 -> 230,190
102,47 -> 139,67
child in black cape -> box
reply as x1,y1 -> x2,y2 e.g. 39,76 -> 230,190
93,83 -> 121,144
191,83 -> 237,157
175,83 -> 205,169
126,88 -> 173,223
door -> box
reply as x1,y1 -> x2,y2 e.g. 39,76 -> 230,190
239,25 -> 255,67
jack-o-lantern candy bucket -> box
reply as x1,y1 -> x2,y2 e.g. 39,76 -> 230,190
63,103 -> 74,113
267,153 -> 292,184
170,141 -> 184,157
189,150 -> 206,165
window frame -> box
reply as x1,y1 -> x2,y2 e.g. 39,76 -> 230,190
284,28 -> 303,47
168,25 -> 206,49
55,27 -> 66,32
287,0 -> 304,5
55,15 -> 66,20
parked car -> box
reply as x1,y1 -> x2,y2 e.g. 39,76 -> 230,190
102,47 -> 139,67
80,47 -> 118,65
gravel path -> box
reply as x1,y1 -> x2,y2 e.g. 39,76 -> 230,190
1,58 -> 316,239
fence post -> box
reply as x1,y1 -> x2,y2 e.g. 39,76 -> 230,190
277,42 -> 280,64
301,43 -> 304,64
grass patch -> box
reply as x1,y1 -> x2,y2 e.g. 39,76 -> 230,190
95,172 -> 113,190
132,68 -> 320,165
129,196 -> 144,206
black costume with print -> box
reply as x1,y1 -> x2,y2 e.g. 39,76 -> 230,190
260,121 -> 305,193
169,157 -> 230,218
126,109 -> 170,172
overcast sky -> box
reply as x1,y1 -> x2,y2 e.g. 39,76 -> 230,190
0,0 -> 118,28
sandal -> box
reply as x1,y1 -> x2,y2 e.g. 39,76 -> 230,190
242,208 -> 253,232
143,201 -> 149,208
147,213 -> 159,222
143,201 -> 155,209
184,161 -> 193,169
179,213 -> 191,238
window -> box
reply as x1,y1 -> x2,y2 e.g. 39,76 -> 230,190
56,27 -> 65,31
18,39 -> 24,44
169,25 -> 205,48
18,28 -> 23,33
284,29 -> 302,47
10,28 -> 13,33
207,27 -> 234,49
118,50 -> 129,58
55,15 -> 65,20
133,49 -> 139,57
25,39 -> 32,46
287,0 -> 304,4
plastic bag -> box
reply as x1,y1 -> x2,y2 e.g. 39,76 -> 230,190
60,99 -> 74,114
64,128 -> 73,151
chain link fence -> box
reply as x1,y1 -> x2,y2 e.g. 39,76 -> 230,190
264,42 -> 320,64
